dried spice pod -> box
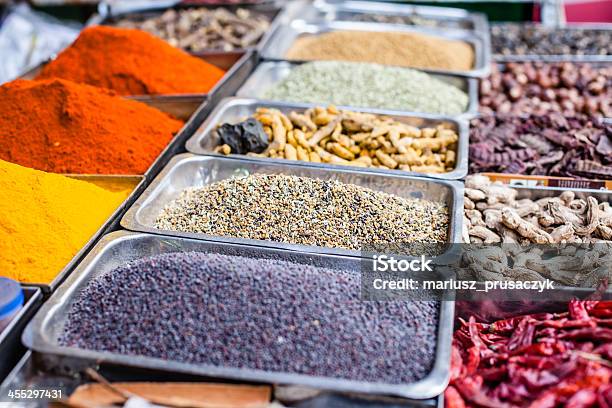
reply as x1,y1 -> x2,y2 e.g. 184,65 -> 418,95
214,106 -> 460,174
470,114 -> 612,180
491,23 -> 612,56
447,299 -> 612,407
112,7 -> 271,52
480,62 -> 612,117
463,175 -> 612,245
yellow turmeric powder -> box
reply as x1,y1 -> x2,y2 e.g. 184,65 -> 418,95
0,160 -> 130,284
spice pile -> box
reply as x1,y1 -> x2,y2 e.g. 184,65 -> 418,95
470,114 -> 612,179
61,252 -> 440,384
37,26 -> 226,95
0,78 -> 183,174
0,160 -> 129,284
155,174 -> 449,249
214,106 -> 459,174
463,175 -> 612,245
262,61 -> 469,115
285,31 -> 475,72
480,62 -> 612,117
112,8 -> 271,52
447,299 -> 612,407
491,23 -> 612,56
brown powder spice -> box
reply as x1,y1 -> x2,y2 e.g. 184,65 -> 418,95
285,30 -> 475,72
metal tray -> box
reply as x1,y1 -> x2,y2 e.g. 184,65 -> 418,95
236,61 -> 479,118
185,97 -> 469,180
121,153 -> 463,255
89,1 -> 285,61
0,288 -> 42,383
310,0 -> 489,34
259,20 -> 491,78
492,23 -> 612,63
23,230 -> 455,400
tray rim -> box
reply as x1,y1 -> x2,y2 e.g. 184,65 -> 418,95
184,96 -> 469,180
23,230 -> 455,400
259,19 -> 491,78
120,153 -> 464,255
235,60 -> 480,119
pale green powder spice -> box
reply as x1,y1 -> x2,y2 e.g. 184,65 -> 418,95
262,61 -> 469,115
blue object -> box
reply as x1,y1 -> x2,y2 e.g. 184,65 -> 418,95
0,277 -> 23,330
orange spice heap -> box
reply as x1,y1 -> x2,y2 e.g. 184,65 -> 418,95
37,26 -> 226,96
0,78 -> 184,174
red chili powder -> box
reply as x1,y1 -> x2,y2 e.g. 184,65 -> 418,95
36,25 -> 226,96
0,78 -> 184,174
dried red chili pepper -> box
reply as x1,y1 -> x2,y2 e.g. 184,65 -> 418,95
447,299 -> 612,407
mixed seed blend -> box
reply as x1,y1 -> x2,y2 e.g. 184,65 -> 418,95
155,174 -> 449,250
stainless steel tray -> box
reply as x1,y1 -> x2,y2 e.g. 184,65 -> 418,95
23,230 -> 455,400
310,0 -> 489,34
259,20 -> 491,78
121,153 -> 463,255
0,287 -> 42,383
185,97 -> 469,180
236,61 -> 479,118
492,23 -> 612,63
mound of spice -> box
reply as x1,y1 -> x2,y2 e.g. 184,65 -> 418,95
0,79 -> 183,174
113,7 -> 271,52
213,105 -> 459,174
36,26 -> 226,96
0,160 -> 129,284
447,299 -> 612,407
491,23 -> 612,56
470,114 -> 612,179
61,252 -> 440,384
480,62 -> 612,117
285,31 -> 474,72
262,61 -> 469,115
155,174 -> 449,249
